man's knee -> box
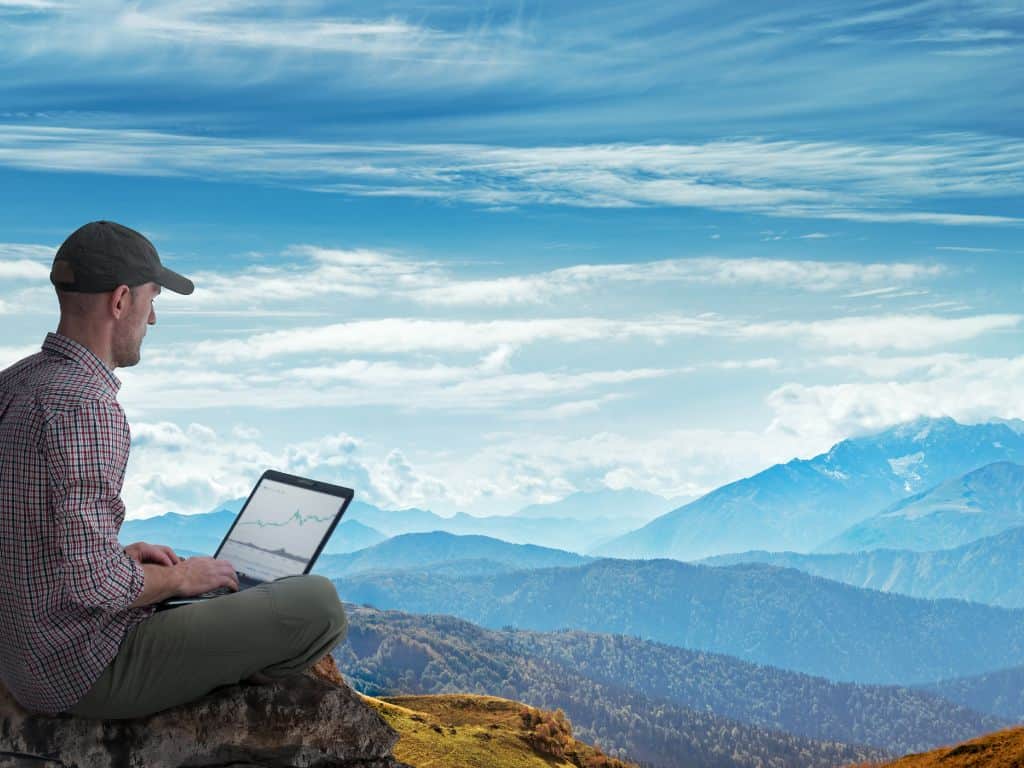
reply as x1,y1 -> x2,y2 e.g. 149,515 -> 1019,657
279,574 -> 346,639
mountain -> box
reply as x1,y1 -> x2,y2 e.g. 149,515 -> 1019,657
120,507 -> 240,555
515,488 -> 683,522
313,532 -> 592,579
366,694 -> 637,768
594,417 -> 1024,561
346,499 -> 642,554
701,525 -> 1024,609
120,501 -> 387,557
864,725 -> 1024,768
332,558 -> 1024,685
338,604 -> 1005,755
339,605 -> 891,768
344,500 -> 451,537
817,461 -> 1024,553
920,665 -> 1024,721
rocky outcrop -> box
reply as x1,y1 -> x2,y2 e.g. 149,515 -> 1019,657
0,654 -> 412,767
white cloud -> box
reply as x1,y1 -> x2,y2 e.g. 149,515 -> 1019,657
124,421 -> 279,519
0,344 -> 38,364
740,313 -> 1021,351
0,243 -> 54,261
3,4 -> 528,87
169,316 -> 720,365
146,243 -> 949,314
0,126 -> 1021,225
766,354 -> 1024,448
817,352 -> 969,378
438,425 -> 808,512
402,257 -> 946,307
118,355 -> 680,413
123,420 -> 457,518
0,259 -> 49,280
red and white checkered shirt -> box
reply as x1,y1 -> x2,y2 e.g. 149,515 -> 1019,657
0,332 -> 156,715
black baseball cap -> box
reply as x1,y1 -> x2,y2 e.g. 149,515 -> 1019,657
50,220 -> 194,295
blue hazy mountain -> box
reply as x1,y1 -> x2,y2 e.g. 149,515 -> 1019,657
313,531 -> 592,578
701,525 -> 1024,609
120,499 -> 387,556
332,557 -> 1024,685
344,498 -> 642,553
594,417 -> 1024,561
120,506 -> 241,555
816,461 -> 1024,553
516,488 -> 684,522
920,665 -> 1024,721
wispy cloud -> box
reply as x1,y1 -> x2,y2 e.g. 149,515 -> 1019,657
163,316 -> 720,365
0,126 -> 1020,225
2,3 -> 529,87
741,313 -> 1021,351
100,246 -> 945,312
0,243 -> 54,260
0,259 -> 48,279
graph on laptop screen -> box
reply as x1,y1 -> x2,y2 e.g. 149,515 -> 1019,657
217,478 -> 341,581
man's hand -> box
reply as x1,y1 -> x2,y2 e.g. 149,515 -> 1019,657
176,556 -> 239,596
124,541 -> 181,566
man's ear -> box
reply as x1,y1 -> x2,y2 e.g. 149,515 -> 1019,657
109,285 -> 132,320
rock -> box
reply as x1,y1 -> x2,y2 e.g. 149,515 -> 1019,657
0,653 -> 412,768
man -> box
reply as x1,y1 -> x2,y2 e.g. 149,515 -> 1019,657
0,221 -> 347,719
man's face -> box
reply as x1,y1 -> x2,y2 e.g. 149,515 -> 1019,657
112,282 -> 159,368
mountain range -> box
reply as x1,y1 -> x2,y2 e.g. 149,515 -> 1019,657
122,487 -> 676,557
701,524 -> 1024,609
593,418 -> 1024,560
921,664 -> 1024,722
337,604 -> 1004,762
332,555 -> 1024,685
817,460 -> 1024,553
120,503 -> 387,556
313,531 -> 592,578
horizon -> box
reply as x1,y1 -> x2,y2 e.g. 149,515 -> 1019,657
132,413 -> 1022,520
1,1 -> 1022,521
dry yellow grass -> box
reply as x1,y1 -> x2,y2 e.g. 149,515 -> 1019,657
845,726 -> 1024,768
360,693 -> 636,768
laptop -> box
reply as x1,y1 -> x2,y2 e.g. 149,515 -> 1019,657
154,469 -> 353,611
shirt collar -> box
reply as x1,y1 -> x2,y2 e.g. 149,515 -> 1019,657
42,331 -> 122,394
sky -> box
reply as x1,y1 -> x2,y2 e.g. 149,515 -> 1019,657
0,0 -> 1022,519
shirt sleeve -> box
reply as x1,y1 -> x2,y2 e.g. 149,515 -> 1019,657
42,400 -> 146,613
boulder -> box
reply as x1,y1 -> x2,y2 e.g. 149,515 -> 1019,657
0,654 -> 412,768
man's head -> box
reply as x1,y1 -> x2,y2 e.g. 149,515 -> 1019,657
50,221 -> 193,369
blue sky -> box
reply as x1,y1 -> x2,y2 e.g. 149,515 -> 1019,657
0,0 -> 1022,518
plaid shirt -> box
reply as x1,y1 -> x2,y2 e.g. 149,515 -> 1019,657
0,332 -> 156,715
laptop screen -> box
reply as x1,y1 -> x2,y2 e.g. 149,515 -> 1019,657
216,476 -> 345,582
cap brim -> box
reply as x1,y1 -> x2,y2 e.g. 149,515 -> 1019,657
157,265 -> 194,295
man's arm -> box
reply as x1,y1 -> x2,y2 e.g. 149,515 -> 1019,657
43,400 -> 151,612
128,563 -> 185,608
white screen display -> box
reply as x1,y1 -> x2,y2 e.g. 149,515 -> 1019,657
216,477 -> 345,582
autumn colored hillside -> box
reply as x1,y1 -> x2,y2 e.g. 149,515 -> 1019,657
850,726 -> 1024,768
362,693 -> 636,768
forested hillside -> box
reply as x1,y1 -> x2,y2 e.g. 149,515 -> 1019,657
335,604 -> 1001,761
333,558 -> 1024,684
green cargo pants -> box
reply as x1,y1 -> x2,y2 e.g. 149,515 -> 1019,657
64,574 -> 348,720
